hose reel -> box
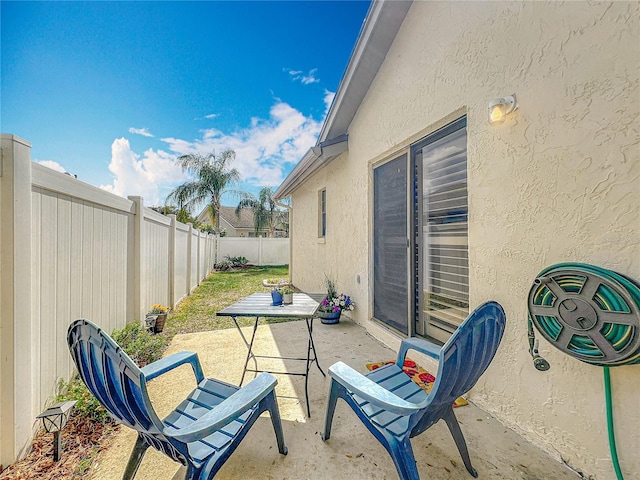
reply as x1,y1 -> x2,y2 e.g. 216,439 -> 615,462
527,263 -> 640,369
527,263 -> 640,480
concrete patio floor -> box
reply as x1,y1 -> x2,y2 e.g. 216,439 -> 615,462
92,319 -> 580,480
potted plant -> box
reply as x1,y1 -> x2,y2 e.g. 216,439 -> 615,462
317,277 -> 355,324
146,304 -> 170,333
281,285 -> 294,304
263,278 -> 290,306
270,287 -> 283,306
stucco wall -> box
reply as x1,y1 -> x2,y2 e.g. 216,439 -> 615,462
290,2 -> 639,479
290,151 -> 369,305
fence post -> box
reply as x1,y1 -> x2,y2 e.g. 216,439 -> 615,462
168,214 -> 177,308
0,135 -> 33,466
258,236 -> 263,266
186,223 -> 193,294
196,230 -> 201,284
128,196 -> 144,323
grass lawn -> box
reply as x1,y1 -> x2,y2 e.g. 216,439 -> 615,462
163,265 -> 291,336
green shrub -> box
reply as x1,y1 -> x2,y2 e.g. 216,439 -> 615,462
111,321 -> 168,367
55,322 -> 168,425
215,255 -> 248,270
229,255 -> 248,266
214,259 -> 232,270
56,377 -> 112,424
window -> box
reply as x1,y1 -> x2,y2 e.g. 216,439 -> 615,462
318,188 -> 326,238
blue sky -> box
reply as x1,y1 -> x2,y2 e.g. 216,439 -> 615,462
1,1 -> 370,207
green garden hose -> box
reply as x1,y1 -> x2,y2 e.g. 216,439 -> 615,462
527,263 -> 640,480
604,366 -> 624,480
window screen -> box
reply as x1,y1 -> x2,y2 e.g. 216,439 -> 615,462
373,155 -> 409,334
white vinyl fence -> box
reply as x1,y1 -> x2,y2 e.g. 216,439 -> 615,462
217,237 -> 289,266
0,135 -> 219,466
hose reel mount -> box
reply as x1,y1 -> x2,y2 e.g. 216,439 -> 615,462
528,263 -> 640,369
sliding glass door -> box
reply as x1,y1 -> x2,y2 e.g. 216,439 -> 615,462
372,117 -> 468,342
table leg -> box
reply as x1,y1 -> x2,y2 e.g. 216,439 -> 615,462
302,317 -> 326,418
306,317 -> 326,377
233,316 -> 260,385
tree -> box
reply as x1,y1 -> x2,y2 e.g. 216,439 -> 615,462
235,186 -> 286,238
149,204 -> 194,225
167,150 -> 241,233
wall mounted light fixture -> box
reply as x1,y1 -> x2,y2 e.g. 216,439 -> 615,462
488,94 -> 517,125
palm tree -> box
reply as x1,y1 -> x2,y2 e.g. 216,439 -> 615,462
235,187 -> 285,238
167,150 -> 240,232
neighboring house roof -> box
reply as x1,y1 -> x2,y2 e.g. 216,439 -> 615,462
197,206 -> 287,231
197,206 -> 257,229
220,206 -> 257,229
274,0 -> 412,200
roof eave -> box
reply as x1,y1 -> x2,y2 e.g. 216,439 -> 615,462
273,135 -> 349,199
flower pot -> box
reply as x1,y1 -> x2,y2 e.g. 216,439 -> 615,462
145,313 -> 167,333
271,289 -> 283,306
319,309 -> 341,324
154,313 -> 167,333
282,293 -> 293,304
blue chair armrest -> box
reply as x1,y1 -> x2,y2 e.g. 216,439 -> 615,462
163,373 -> 278,443
329,362 -> 426,416
141,351 -> 204,383
396,337 -> 441,365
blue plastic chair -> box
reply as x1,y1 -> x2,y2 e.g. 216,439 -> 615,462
67,319 -> 287,480
322,301 -> 506,480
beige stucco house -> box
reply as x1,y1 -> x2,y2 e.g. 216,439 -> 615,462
274,1 -> 639,479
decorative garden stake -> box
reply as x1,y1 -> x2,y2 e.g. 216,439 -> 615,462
36,400 -> 77,461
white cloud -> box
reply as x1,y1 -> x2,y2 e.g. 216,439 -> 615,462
128,127 -> 154,137
161,100 -> 321,187
99,138 -> 187,205
99,96 -> 324,205
286,67 -> 320,85
37,160 -> 67,173
204,113 -> 219,119
323,89 -> 335,114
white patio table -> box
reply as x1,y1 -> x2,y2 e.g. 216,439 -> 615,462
216,292 -> 325,417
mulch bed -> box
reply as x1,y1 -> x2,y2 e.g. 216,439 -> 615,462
0,415 -> 118,479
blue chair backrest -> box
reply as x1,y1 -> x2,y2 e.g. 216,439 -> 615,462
67,319 -> 165,437
413,301 -> 506,436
